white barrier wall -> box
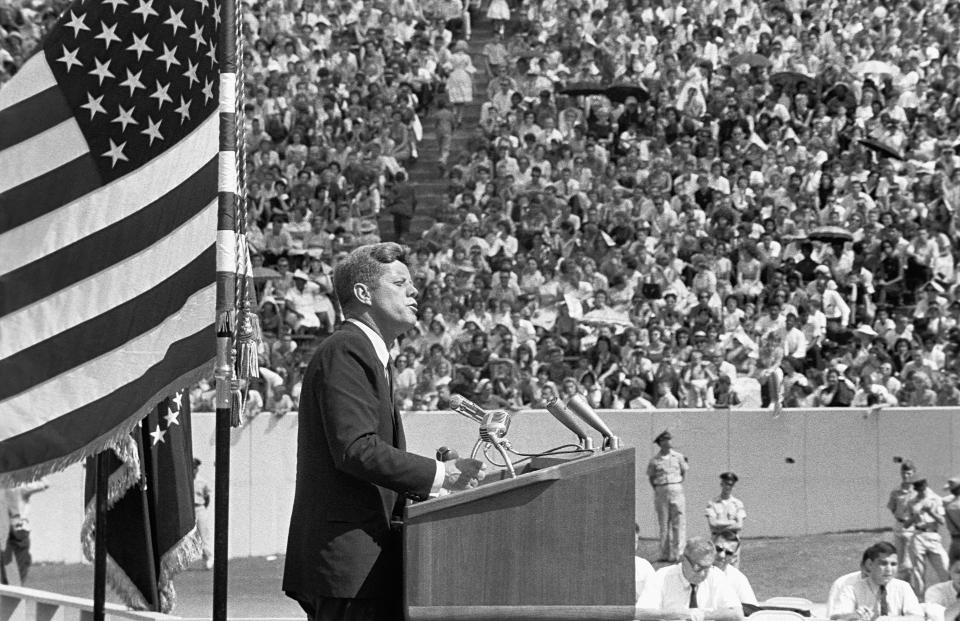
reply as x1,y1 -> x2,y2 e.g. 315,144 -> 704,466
29,408 -> 960,563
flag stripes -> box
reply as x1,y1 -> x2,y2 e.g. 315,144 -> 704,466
0,159 -> 217,315
0,248 -> 216,401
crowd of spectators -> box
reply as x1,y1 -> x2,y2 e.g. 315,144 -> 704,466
4,0 -> 960,416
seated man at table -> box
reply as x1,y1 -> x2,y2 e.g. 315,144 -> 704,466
636,537 -> 743,621
828,548 -> 870,619
712,530 -> 758,611
832,541 -> 923,621
924,559 -> 960,621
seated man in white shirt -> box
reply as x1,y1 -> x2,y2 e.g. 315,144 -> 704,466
828,548 -> 869,619
833,541 -> 923,621
924,559 -> 960,621
637,523 -> 656,603
636,537 -> 743,621
712,530 -> 758,612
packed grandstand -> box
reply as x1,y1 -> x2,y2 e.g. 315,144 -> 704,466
3,0 -> 959,416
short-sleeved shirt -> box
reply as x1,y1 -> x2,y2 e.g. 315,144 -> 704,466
647,450 -> 687,486
924,580 -> 960,607
909,491 -> 945,530
706,495 -> 746,534
723,565 -> 758,606
636,556 -> 656,603
637,564 -> 741,611
887,486 -> 917,530
945,495 -> 960,536
835,577 -> 923,618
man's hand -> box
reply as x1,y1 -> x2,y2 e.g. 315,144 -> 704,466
442,458 -> 487,492
686,609 -> 705,621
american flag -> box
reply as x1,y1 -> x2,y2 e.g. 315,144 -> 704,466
0,0 -> 220,481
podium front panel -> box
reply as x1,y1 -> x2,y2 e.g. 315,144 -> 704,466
404,448 -> 636,612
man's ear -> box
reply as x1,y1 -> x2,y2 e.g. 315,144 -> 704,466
353,282 -> 372,306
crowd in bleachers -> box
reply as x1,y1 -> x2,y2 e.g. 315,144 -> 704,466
4,0 -> 960,417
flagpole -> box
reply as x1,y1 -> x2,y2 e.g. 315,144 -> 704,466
138,421 -> 162,611
215,0 -> 242,612
93,451 -> 110,621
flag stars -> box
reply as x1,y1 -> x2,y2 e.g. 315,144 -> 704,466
183,59 -> 199,87
65,11 -> 90,37
164,7 -> 187,35
102,139 -> 129,167
142,116 -> 164,145
212,2 -> 220,27
103,0 -> 128,12
156,43 -> 180,71
205,41 -> 217,68
196,0 -> 209,14
188,22 -> 205,50
94,21 -> 121,49
149,423 -> 167,445
201,77 -> 214,104
127,32 -> 152,60
80,92 -> 106,120
89,57 -> 115,85
57,45 -> 82,72
150,79 -> 172,109
175,96 -> 191,123
112,104 -> 138,132
131,0 -> 158,23
164,405 -> 180,426
120,68 -> 146,96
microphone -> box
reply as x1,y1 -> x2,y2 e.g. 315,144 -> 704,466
479,410 -> 511,443
544,396 -> 594,450
565,394 -> 620,450
448,394 -> 486,424
436,446 -> 459,461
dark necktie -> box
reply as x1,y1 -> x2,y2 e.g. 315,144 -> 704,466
879,584 -> 888,616
689,584 -> 698,609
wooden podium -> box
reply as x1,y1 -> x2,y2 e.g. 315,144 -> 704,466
403,448 -> 637,621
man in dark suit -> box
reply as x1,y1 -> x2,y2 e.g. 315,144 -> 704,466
283,242 -> 486,621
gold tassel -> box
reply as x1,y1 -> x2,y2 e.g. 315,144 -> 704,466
234,308 -> 261,380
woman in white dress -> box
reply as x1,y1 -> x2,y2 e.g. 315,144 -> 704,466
486,0 -> 510,34
445,39 -> 476,126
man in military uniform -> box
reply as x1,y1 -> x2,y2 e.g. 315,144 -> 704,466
193,458 -> 213,570
905,478 -> 950,595
944,476 -> 960,564
647,430 -> 688,562
706,472 -> 746,567
888,460 -> 918,581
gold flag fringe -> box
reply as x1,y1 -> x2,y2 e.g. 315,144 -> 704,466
79,396 -> 203,614
0,364 -> 211,487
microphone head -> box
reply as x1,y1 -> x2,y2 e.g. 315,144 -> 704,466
448,394 -> 465,409
565,394 -> 614,438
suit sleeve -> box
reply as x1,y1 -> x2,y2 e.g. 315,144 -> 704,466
318,340 -> 437,496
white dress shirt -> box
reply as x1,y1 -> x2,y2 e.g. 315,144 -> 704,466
723,565 -> 758,606
637,563 -> 741,612
835,577 -> 923,618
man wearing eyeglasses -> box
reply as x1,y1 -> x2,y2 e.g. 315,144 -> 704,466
636,537 -> 743,621
712,531 -> 757,612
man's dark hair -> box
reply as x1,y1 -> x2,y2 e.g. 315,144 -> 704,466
333,242 -> 406,314
863,541 -> 897,562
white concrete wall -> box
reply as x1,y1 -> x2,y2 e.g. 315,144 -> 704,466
30,407 -> 960,563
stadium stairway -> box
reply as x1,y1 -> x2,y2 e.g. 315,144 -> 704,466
379,14 -> 495,242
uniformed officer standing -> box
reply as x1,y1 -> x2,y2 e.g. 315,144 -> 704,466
647,430 -> 688,562
888,460 -> 918,581
706,472 -> 746,567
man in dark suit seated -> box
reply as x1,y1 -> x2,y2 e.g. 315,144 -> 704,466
283,242 -> 486,621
